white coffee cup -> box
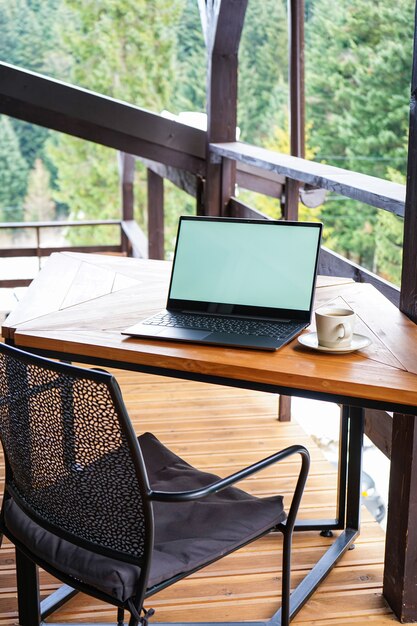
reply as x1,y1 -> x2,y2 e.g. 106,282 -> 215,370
315,307 -> 356,348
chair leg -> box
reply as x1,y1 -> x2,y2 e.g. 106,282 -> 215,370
15,548 -> 41,626
281,530 -> 292,626
117,606 -> 125,626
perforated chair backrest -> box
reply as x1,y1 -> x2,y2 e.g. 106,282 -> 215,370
0,344 -> 151,564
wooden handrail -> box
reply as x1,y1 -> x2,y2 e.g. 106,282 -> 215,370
0,219 -> 121,229
0,63 -> 206,174
0,219 -> 149,289
211,141 -> 406,216
120,220 -> 148,259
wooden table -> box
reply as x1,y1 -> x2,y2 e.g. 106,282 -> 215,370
3,251 -> 417,623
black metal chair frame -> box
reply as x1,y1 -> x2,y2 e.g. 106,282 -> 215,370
0,343 -> 310,626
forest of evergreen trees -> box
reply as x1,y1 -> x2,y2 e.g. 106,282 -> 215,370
0,0 -> 414,283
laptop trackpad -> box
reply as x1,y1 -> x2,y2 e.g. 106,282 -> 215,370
159,328 -> 211,340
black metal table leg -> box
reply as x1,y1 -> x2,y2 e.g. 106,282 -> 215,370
270,404 -> 364,624
345,406 -> 364,532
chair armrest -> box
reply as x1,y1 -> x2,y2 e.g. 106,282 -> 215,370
147,444 -> 310,502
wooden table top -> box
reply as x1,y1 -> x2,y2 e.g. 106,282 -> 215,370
3,251 -> 417,410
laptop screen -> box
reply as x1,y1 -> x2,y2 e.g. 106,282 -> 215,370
167,217 -> 322,320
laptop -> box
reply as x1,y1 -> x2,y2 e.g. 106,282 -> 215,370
123,216 -> 322,351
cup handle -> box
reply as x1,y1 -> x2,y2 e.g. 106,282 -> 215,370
337,323 -> 353,342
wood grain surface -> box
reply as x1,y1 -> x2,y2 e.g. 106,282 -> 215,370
3,252 -> 417,411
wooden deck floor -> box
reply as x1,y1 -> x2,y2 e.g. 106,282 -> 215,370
0,368 -> 396,625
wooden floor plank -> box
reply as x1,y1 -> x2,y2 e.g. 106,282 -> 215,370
0,368 -> 393,625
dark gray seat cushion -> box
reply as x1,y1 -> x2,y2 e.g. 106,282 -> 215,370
4,432 -> 285,603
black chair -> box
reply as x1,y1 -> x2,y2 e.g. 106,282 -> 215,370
0,343 -> 309,626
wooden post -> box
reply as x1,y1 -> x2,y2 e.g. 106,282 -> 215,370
279,0 -> 305,421
147,169 -> 164,260
201,0 -> 248,216
220,157 -> 236,216
283,177 -> 301,222
284,0 -> 305,222
383,413 -> 417,621
387,7 -> 417,618
119,152 -> 135,254
400,2 -> 417,323
196,175 -> 205,215
288,0 -> 305,161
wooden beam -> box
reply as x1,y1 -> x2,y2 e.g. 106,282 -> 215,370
0,219 -> 121,229
282,19 -> 304,421
227,198 -> 270,220
205,1 -> 248,215
364,409 -> 392,458
119,152 -> 135,254
384,413 -> 417,621
283,0 -> 305,237
140,156 -> 285,200
400,4 -> 417,322
236,164 -> 284,197
0,63 -> 206,174
139,158 -> 198,197
286,0 -> 305,430
120,220 -> 148,259
220,157 -> 236,215
0,279 -> 32,288
147,170 -> 164,260
283,177 -> 300,221
119,153 -> 135,221
288,0 -> 305,160
211,142 -> 406,216
140,157 -> 285,209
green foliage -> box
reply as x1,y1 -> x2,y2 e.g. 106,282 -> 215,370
0,117 -> 28,222
46,137 -> 121,244
238,0 -> 288,144
48,0 -> 184,241
375,210 -> 403,284
374,167 -> 405,285
0,0 -> 70,210
24,159 -> 56,222
171,0 -> 206,113
307,0 -> 413,177
0,0 -> 45,72
306,0 -> 414,280
61,0 -> 182,106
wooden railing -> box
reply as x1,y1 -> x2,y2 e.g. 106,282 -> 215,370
0,61 -> 407,457
0,218 -> 147,288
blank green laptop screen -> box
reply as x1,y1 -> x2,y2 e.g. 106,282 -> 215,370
169,220 -> 321,311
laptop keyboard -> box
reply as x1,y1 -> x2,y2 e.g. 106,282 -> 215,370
143,312 -> 305,339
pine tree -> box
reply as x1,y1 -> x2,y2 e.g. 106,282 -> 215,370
47,0 -> 183,241
24,159 -> 56,222
172,0 -> 206,114
0,0 -> 69,203
238,0 -> 288,144
0,117 -> 28,222
306,0 -> 414,277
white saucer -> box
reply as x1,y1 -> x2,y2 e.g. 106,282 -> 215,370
298,332 -> 371,354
